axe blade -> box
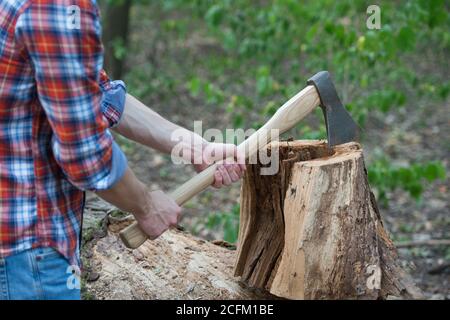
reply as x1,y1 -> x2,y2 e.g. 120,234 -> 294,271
307,71 -> 360,147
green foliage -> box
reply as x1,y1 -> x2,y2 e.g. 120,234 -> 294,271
142,0 -> 448,130
446,247 -> 450,261
187,77 -> 225,105
368,159 -> 446,206
111,38 -> 127,61
202,204 -> 240,243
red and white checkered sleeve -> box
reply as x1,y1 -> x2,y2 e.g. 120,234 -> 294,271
15,0 -> 127,190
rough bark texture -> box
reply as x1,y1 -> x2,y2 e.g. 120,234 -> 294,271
234,140 -> 423,300
85,215 -> 273,300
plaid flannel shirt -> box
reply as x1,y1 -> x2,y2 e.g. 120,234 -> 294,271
0,0 -> 128,265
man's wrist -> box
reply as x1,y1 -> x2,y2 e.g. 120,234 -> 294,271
133,184 -> 152,218
188,135 -> 208,165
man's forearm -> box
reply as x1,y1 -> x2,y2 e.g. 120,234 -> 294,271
96,166 -> 182,240
113,93 -> 245,189
114,94 -> 205,161
95,167 -> 149,217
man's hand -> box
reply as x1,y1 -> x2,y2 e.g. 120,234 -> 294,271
133,190 -> 182,240
193,142 -> 246,188
96,168 -> 181,240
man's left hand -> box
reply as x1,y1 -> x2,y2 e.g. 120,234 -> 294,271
193,142 -> 246,188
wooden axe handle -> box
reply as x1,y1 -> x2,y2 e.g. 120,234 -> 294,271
119,85 -> 320,249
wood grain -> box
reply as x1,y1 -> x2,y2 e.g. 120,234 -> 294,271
235,140 -> 423,299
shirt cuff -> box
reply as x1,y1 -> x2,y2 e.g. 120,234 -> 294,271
105,141 -> 128,188
92,140 -> 128,190
100,80 -> 127,128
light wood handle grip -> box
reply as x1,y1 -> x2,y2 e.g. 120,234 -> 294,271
119,85 -> 320,249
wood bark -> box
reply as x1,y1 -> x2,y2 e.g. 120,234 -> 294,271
234,140 -> 423,299
85,215 -> 273,300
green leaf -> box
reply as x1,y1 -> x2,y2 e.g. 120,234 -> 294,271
187,77 -> 201,97
423,162 -> 446,181
397,26 -> 416,50
408,183 -> 423,199
233,113 -> 243,128
205,4 -> 225,27
112,38 -> 127,60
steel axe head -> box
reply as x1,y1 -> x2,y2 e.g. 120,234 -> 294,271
307,71 -> 360,147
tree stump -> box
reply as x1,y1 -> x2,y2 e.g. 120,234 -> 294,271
234,140 -> 423,300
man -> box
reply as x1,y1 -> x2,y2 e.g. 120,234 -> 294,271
0,0 -> 245,300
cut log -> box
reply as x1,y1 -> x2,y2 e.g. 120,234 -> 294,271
85,215 -> 274,300
234,140 -> 423,300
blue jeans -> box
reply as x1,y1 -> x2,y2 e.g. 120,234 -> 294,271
0,247 -> 81,300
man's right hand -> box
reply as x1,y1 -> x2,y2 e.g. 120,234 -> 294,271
96,168 -> 181,240
133,190 -> 182,240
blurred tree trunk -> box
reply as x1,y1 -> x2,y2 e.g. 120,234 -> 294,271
101,0 -> 132,79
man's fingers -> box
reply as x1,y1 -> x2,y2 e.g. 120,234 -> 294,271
228,161 -> 245,178
237,164 -> 245,178
225,164 -> 240,182
200,143 -> 247,189
212,170 -> 223,188
218,165 -> 232,185
213,164 -> 246,188
173,205 -> 182,223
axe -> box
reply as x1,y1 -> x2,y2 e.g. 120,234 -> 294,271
119,71 -> 359,249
